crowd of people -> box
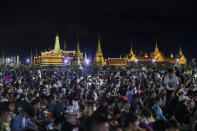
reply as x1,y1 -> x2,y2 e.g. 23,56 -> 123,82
0,65 -> 197,131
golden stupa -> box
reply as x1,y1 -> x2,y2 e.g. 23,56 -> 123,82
34,34 -> 84,66
126,40 -> 187,65
94,34 -> 106,66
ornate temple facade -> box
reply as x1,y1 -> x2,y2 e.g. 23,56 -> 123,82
34,34 -> 187,67
104,40 -> 187,66
34,34 -> 85,66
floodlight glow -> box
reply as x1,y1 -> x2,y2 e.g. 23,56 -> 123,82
135,59 -> 138,63
152,59 -> 156,63
26,59 -> 30,63
64,59 -> 68,64
176,58 -> 180,62
86,59 -> 90,65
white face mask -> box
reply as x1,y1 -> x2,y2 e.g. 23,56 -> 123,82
6,117 -> 12,123
41,105 -> 46,110
36,94 -> 39,97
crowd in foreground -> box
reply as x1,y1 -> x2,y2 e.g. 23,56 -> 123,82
0,65 -> 197,131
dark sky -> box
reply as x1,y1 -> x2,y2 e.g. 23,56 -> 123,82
0,0 -> 197,60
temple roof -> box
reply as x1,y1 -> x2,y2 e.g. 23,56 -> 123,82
108,58 -> 127,65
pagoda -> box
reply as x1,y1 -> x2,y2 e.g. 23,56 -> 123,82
177,46 -> 187,65
94,34 -> 106,66
128,44 -> 137,61
34,34 -> 77,66
72,37 -> 84,66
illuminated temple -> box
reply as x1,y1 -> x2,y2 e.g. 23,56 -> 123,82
34,34 -> 86,66
105,40 -> 187,66
34,34 -> 187,66
94,38 -> 186,66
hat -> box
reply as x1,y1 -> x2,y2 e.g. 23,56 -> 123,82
178,95 -> 191,102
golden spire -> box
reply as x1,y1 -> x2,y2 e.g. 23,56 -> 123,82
94,33 -> 106,66
64,41 -> 66,50
145,53 -> 148,58
76,33 -> 80,53
54,33 -> 61,51
129,44 -> 134,56
77,41 -> 80,52
120,54 -> 121,58
84,52 -> 87,60
96,34 -> 103,55
154,40 -> 159,53
179,45 -> 183,56
170,53 -> 173,58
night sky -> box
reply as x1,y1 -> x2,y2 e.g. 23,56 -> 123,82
0,0 -> 196,60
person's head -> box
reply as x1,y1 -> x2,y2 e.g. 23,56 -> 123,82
23,105 -> 34,118
86,120 -> 109,131
61,119 -> 77,131
84,89 -> 88,95
40,95 -> 48,107
106,98 -> 115,111
141,108 -> 152,119
3,102 -> 15,112
125,113 -> 139,131
0,105 -> 11,122
150,91 -> 156,99
31,99 -> 40,110
168,69 -> 175,78
162,89 -> 167,95
193,93 -> 197,102
155,96 -> 163,106
13,93 -> 20,101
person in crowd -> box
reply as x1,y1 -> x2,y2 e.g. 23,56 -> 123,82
174,95 -> 191,124
164,69 -> 179,102
0,104 -> 11,131
13,105 -> 37,131
152,96 -> 167,121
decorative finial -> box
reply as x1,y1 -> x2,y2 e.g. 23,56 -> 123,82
54,33 -> 61,50
130,43 -> 134,56
84,52 -> 87,60
170,53 -> 173,58
64,41 -> 66,50
179,45 -> 183,56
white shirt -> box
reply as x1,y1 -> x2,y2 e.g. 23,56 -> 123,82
164,75 -> 179,91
